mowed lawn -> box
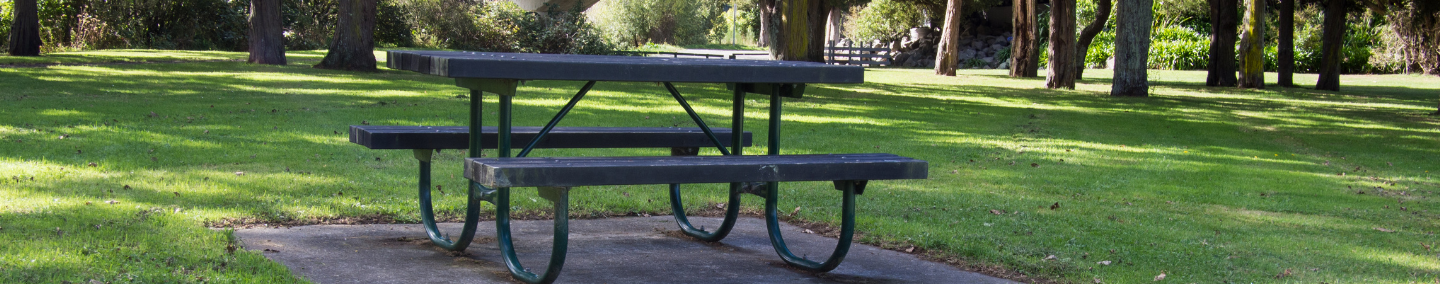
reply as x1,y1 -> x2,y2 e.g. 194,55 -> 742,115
1,50 -> 1437,283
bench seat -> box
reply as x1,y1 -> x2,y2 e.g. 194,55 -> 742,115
464,153 -> 927,188
350,125 -> 751,150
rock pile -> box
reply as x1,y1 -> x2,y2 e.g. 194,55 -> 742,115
851,27 -> 1014,70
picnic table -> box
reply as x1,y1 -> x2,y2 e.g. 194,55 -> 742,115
373,50 -> 928,283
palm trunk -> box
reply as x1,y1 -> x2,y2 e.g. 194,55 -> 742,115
1075,0 -> 1112,80
935,0 -> 963,76
1237,0 -> 1265,89
1315,0 -> 1346,91
316,0 -> 378,71
1045,0 -> 1077,89
1205,0 -> 1238,86
1111,0 -> 1152,97
1277,0 -> 1294,87
1010,0 -> 1039,77
249,0 -> 288,65
7,0 -> 42,56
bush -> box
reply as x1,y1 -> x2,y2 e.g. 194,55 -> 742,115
0,1 -> 11,50
1148,26 -> 1209,70
590,0 -> 725,47
513,4 -> 615,54
401,0 -> 612,54
844,0 -> 926,44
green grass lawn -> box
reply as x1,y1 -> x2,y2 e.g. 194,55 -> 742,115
2,50 -> 1438,283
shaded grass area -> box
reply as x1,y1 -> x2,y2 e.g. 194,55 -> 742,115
1,50 -> 1438,283
0,49 -> 349,67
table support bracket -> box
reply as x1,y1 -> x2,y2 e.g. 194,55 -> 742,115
664,82 -> 731,156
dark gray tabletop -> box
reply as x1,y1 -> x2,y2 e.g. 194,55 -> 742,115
387,50 -> 864,84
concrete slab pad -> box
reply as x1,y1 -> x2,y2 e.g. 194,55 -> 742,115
235,216 -> 1015,284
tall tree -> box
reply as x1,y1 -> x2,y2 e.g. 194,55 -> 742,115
1277,0 -> 1295,87
316,0 -> 378,71
1010,0 -> 1040,77
249,0 -> 288,65
1046,0 -> 1077,89
1112,0 -> 1152,97
1314,0 -> 1347,91
7,0 -> 42,56
1205,0 -> 1238,86
766,0 -> 824,62
759,0 -> 775,47
1075,0 -> 1112,80
1236,0 -> 1265,88
935,0 -> 963,76
806,0 -> 829,63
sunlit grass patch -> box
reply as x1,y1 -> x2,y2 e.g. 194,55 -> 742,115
1,50 -> 1438,283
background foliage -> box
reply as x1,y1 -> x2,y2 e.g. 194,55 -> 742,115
0,0 -> 606,54
589,0 -> 728,47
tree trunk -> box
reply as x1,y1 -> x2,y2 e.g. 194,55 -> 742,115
935,0 -> 963,76
249,0 -> 288,65
1205,0 -> 1238,86
7,0 -> 42,56
826,6 -> 844,45
1111,0 -> 1152,97
805,0 -> 828,63
1315,0 -> 1346,91
316,0 -> 378,71
1075,0 -> 1112,80
759,0 -> 775,48
1010,0 -> 1040,77
768,0 -> 820,62
1046,0 -> 1077,89
1277,0 -> 1294,87
1237,0 -> 1265,88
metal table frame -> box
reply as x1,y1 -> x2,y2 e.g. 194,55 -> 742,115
388,51 -> 865,283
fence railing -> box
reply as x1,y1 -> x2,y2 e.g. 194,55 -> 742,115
826,40 -> 892,67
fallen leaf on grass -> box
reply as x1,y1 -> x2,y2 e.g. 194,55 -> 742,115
235,172 -> 244,176
904,246 -> 915,253
1375,227 -> 1395,233
105,200 -> 118,204
990,209 -> 1005,215
790,206 -> 801,217
1097,260 -> 1112,265
1044,255 -> 1056,260
1275,268 -> 1292,279
1093,277 -> 1103,284
1423,243 -> 1432,252
1154,272 -> 1166,281
1050,202 -> 1060,210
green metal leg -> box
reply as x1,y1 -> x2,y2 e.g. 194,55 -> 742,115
758,88 -> 854,272
416,88 -> 489,251
494,186 -> 570,284
490,92 -> 570,284
416,152 -> 485,251
764,180 -> 857,272
668,86 -> 748,241
668,183 -> 741,241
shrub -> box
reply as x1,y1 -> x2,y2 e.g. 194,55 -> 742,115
590,0 -> 725,47
1148,26 -> 1209,70
844,0 -> 926,44
513,4 -> 615,54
